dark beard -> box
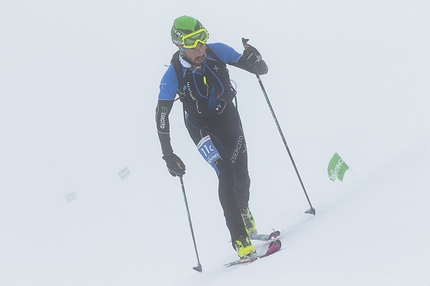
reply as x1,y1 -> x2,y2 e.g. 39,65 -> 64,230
181,51 -> 206,66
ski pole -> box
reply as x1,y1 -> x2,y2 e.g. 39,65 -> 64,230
242,38 -> 316,215
179,176 -> 203,272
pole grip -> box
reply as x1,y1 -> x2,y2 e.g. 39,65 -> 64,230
242,37 -> 249,49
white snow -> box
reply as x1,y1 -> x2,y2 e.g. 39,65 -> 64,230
1,1 -> 429,285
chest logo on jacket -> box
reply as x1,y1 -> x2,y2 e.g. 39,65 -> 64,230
186,81 -> 202,114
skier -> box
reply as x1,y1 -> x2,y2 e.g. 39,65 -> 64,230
155,15 -> 268,259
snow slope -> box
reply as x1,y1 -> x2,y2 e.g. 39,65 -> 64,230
1,1 -> 429,285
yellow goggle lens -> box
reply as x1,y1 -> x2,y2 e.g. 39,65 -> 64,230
181,28 -> 209,49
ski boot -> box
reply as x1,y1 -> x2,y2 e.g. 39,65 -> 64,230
234,235 -> 257,259
240,207 -> 257,237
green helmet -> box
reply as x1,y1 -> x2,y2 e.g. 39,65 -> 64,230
171,16 -> 208,48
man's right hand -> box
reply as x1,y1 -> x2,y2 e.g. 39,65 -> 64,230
162,153 -> 186,177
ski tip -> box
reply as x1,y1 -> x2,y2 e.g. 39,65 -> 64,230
270,239 -> 282,247
265,239 -> 282,255
270,230 -> 281,240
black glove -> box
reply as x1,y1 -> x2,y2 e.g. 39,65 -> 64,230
242,38 -> 262,66
162,153 -> 186,177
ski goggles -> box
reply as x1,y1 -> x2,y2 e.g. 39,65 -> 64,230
181,28 -> 209,49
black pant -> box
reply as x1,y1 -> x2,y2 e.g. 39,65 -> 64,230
186,103 -> 251,245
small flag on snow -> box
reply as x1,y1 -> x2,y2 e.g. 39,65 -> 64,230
328,153 -> 349,181
118,167 -> 130,180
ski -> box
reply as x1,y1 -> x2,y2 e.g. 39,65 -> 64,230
224,239 -> 282,267
250,230 -> 280,241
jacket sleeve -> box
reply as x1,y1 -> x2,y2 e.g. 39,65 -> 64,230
206,42 -> 268,75
230,55 -> 269,75
155,99 -> 174,156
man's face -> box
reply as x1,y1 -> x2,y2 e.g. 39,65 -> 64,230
182,43 -> 206,66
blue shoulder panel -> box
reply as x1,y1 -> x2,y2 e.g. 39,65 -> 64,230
206,43 -> 241,64
158,64 -> 179,101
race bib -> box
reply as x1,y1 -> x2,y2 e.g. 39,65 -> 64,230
197,135 -> 221,166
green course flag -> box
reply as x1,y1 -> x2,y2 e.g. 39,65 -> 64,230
328,153 -> 349,181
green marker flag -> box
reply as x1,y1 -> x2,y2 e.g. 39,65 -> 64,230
328,153 -> 349,181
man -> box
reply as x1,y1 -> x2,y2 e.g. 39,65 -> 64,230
155,15 -> 268,259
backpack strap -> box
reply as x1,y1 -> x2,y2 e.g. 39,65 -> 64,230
206,46 -> 225,68
169,51 -> 188,126
170,50 -> 185,98
206,46 -> 237,106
